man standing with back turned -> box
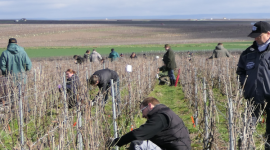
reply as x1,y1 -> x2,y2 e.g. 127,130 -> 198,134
0,38 -> 32,76
0,38 -> 32,110
208,43 -> 232,59
163,44 -> 177,86
108,48 -> 120,62
236,21 -> 270,149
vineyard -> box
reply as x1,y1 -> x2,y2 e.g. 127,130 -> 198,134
0,55 -> 159,150
0,51 -> 267,150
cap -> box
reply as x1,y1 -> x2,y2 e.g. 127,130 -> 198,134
248,21 -> 270,38
8,38 -> 17,43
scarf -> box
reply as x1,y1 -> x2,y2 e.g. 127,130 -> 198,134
257,38 -> 270,52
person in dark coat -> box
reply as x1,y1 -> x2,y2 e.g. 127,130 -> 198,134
83,50 -> 91,62
108,97 -> 191,150
73,55 -> 84,64
163,44 -> 177,86
143,53 -> 147,59
187,51 -> 193,61
89,69 -> 120,104
236,21 -> 270,149
65,69 -> 80,108
130,52 -> 137,59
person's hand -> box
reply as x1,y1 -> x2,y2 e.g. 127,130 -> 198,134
106,138 -> 118,148
58,84 -> 62,93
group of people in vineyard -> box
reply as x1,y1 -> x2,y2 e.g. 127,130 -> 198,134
1,21 -> 270,149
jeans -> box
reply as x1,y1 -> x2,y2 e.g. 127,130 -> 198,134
168,70 -> 176,80
129,140 -> 161,150
104,78 -> 120,104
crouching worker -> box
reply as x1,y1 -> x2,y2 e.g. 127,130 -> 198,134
73,55 -> 84,64
89,69 -> 120,105
108,97 -> 191,150
65,69 -> 81,108
157,66 -> 170,85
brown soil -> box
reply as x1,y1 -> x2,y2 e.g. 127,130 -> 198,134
0,21 -> 253,48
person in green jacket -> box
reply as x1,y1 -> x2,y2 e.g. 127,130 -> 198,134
208,43 -> 232,59
108,48 -> 120,62
163,44 -> 177,86
0,38 -> 32,77
0,38 -> 32,111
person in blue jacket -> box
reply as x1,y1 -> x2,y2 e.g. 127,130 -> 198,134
0,38 -> 32,77
237,21 -> 270,149
108,48 -> 119,62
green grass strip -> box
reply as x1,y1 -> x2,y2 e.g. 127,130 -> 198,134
0,41 -> 253,58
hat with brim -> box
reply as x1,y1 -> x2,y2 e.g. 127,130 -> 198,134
248,21 -> 270,38
248,32 -> 261,38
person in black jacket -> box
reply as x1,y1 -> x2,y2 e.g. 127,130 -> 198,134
130,52 -> 137,59
73,55 -> 84,64
65,69 -> 80,108
83,50 -> 91,62
89,69 -> 120,104
108,97 -> 191,150
236,21 -> 270,149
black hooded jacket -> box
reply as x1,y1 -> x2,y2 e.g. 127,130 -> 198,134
93,69 -> 119,93
113,104 -> 191,150
237,41 -> 270,104
76,56 -> 84,64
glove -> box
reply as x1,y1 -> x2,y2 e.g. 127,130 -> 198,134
58,84 -> 62,93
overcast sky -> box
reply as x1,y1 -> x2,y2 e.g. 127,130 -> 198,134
0,0 -> 270,19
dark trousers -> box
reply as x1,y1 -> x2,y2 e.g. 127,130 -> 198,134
251,102 -> 270,149
104,78 -> 120,103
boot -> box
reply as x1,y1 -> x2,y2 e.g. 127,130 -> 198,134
170,79 -> 174,86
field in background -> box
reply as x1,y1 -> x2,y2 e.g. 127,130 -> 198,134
0,21 -> 254,48
0,42 -> 252,58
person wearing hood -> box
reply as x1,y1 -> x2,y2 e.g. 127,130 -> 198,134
208,43 -> 232,59
108,97 -> 191,150
0,38 -> 32,111
0,38 -> 32,76
236,21 -> 270,149
108,48 -> 119,62
90,49 -> 102,63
